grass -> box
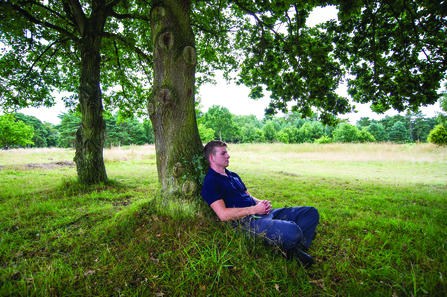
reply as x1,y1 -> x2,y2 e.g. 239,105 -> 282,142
1,143 -> 446,296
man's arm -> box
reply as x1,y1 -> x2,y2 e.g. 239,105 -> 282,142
210,199 -> 272,221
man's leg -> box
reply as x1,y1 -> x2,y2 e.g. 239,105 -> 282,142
269,206 -> 319,250
247,207 -> 319,268
248,212 -> 303,249
248,206 -> 319,250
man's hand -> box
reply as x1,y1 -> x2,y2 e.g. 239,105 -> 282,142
210,199 -> 272,221
254,200 -> 272,215
247,191 -> 272,214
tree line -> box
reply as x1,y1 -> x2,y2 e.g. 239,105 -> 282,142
198,106 -> 439,144
1,106 -> 443,150
0,113 -> 154,149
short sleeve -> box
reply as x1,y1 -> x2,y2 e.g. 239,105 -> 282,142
201,175 -> 223,206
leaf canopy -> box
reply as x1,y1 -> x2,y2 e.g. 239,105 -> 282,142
1,0 -> 446,124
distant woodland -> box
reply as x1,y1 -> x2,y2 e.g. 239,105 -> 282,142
2,107 -> 441,149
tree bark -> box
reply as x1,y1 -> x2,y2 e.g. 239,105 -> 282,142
74,5 -> 108,185
149,0 -> 208,200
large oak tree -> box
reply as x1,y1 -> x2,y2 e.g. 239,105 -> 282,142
1,0 -> 155,184
1,0 -> 446,203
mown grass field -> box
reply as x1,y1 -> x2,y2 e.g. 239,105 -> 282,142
1,143 -> 446,296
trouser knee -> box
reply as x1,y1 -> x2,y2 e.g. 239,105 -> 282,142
274,224 -> 303,250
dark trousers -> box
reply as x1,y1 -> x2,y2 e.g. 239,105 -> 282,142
239,206 -> 319,251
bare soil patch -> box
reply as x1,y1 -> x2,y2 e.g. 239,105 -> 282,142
26,161 -> 76,169
1,161 -> 76,170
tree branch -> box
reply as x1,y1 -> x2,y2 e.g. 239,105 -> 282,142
102,32 -> 151,64
4,1 -> 81,46
21,38 -> 69,84
62,0 -> 79,31
232,0 -> 265,34
22,0 -> 76,28
231,0 -> 285,43
68,0 -> 86,34
109,38 -> 131,110
401,1 -> 432,62
113,41 -> 121,69
136,52 -> 153,83
41,39 -> 69,75
191,23 -> 235,34
109,11 -> 150,21
105,0 -> 122,10
292,5 -> 300,57
217,0 -> 222,32
372,7 -> 377,78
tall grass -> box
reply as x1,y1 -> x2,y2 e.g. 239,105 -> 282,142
103,144 -> 157,163
231,142 -> 447,162
0,144 -> 157,166
2,142 -> 443,165
0,147 -> 75,166
1,143 -> 446,296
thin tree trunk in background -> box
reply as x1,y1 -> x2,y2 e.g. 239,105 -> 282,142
74,6 -> 108,185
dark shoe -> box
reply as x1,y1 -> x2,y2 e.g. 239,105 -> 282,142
286,248 -> 313,268
296,250 -> 313,268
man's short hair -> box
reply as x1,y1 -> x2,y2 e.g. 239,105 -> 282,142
204,140 -> 227,163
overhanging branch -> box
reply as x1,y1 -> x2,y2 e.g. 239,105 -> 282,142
109,11 -> 150,21
191,23 -> 235,34
4,1 -> 81,46
68,0 -> 86,34
102,32 -> 152,64
232,0 -> 285,43
105,0 -> 122,10
21,37 -> 70,84
41,39 -> 68,74
25,0 -> 76,28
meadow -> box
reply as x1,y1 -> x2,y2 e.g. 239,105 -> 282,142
1,143 -> 446,296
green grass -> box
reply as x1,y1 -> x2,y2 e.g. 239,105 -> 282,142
1,143 -> 446,296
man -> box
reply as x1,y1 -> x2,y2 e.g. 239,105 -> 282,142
201,140 -> 319,268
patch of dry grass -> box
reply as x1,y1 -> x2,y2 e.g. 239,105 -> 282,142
0,145 -> 157,168
3,143 -> 444,168
103,144 -> 156,163
0,147 -> 75,166
227,143 -> 447,188
230,142 -> 447,163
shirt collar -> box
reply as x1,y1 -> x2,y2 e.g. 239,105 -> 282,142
209,167 -> 230,177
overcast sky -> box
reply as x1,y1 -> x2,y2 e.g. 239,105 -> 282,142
18,6 -> 443,125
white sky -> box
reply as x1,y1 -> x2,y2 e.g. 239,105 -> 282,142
19,6 -> 443,125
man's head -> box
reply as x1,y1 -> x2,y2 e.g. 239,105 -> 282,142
204,140 -> 228,164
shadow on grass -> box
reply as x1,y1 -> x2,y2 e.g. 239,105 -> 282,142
1,174 -> 446,296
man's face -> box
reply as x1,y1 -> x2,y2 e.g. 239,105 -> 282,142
211,146 -> 230,168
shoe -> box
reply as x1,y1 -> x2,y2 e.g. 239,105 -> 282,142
296,250 -> 313,268
286,247 -> 313,268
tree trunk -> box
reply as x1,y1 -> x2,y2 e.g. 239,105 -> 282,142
74,13 -> 108,185
149,0 -> 208,201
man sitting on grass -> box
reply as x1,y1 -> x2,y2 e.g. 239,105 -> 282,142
201,140 -> 319,268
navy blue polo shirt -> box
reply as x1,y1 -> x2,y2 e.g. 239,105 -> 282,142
201,167 -> 257,208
